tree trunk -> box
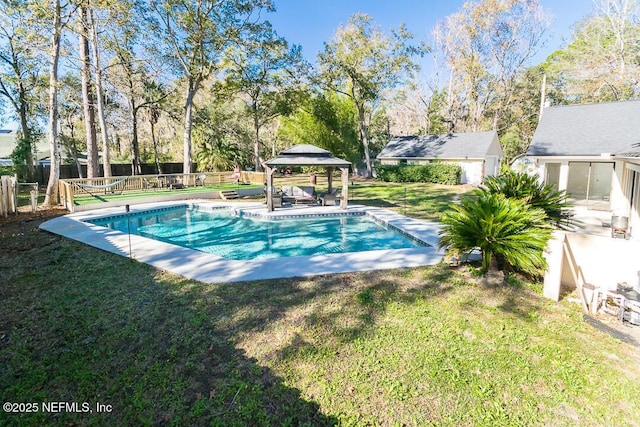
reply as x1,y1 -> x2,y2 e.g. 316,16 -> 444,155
44,0 -> 62,207
539,73 -> 547,120
150,118 -> 162,174
131,106 -> 141,175
79,6 -> 99,178
253,103 -> 261,172
89,8 -> 111,177
16,81 -> 36,181
183,78 -> 196,174
357,104 -> 372,178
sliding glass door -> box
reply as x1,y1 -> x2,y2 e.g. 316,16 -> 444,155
566,162 -> 613,210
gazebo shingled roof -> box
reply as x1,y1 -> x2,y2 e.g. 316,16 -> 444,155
262,144 -> 352,211
264,144 -> 352,167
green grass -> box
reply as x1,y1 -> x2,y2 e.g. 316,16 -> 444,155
1,183 -> 639,426
68,175 -> 465,220
348,181 -> 468,221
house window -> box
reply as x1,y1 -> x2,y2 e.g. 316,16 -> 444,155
545,163 -> 561,191
566,162 -> 614,209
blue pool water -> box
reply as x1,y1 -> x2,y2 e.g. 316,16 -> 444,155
87,206 -> 427,260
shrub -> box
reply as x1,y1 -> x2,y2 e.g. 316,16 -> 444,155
483,170 -> 572,227
375,163 -> 461,185
0,166 -> 15,176
438,191 -> 552,275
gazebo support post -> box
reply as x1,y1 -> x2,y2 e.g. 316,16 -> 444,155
340,167 -> 349,209
263,145 -> 352,211
266,166 -> 275,211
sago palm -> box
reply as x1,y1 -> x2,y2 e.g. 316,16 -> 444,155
483,170 -> 572,227
438,191 -> 552,275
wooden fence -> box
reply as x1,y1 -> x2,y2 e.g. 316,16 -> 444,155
58,171 -> 265,211
0,175 -> 17,217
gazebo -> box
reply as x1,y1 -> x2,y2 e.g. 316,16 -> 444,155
262,144 -> 352,211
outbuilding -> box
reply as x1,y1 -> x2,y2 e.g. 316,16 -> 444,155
376,131 -> 502,185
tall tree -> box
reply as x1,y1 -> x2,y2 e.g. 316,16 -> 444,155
432,0 -> 550,132
317,13 -> 425,177
192,99 -> 253,171
87,4 -> 111,177
111,22 -> 152,175
545,0 -> 640,103
57,73 -> 85,177
497,64 -> 545,161
43,0 -> 72,207
77,3 -> 99,177
0,0 -> 45,180
223,25 -> 304,171
149,0 -> 274,174
278,92 -> 361,164
142,79 -> 172,174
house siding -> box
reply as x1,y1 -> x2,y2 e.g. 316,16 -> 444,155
532,156 -> 640,239
377,158 -> 487,185
376,130 -> 503,186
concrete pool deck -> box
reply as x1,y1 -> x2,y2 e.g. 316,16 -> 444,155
39,200 -> 445,283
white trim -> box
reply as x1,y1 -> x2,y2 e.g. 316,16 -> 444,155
626,163 -> 640,173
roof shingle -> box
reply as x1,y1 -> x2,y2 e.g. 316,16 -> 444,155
527,100 -> 640,156
377,131 -> 499,159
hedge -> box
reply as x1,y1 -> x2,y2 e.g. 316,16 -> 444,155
375,163 -> 462,185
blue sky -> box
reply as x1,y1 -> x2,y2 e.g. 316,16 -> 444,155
267,0 -> 595,64
1,1 -> 595,131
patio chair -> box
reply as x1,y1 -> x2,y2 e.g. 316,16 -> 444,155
168,176 -> 185,190
195,174 -> 207,186
262,186 -> 283,207
319,189 -> 338,206
143,178 -> 158,191
281,185 -> 316,204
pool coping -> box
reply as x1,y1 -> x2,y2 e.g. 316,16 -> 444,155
39,200 -> 445,283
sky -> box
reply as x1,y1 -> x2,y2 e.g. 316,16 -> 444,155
1,0 -> 596,131
267,0 -> 596,64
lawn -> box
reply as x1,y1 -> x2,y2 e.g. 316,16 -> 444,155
1,183 -> 639,426
67,174 -> 466,219
348,180 -> 469,221
71,183 -> 263,206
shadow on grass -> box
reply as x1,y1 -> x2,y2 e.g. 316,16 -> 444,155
2,210 -> 545,425
204,265 -> 460,364
0,226 -> 338,426
583,314 -> 639,347
349,182 -> 464,220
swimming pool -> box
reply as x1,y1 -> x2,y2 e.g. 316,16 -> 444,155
40,201 -> 444,283
86,206 -> 426,260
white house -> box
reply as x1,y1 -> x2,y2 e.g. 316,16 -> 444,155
376,131 -> 502,185
0,129 -> 50,167
524,100 -> 640,303
525,100 -> 640,239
